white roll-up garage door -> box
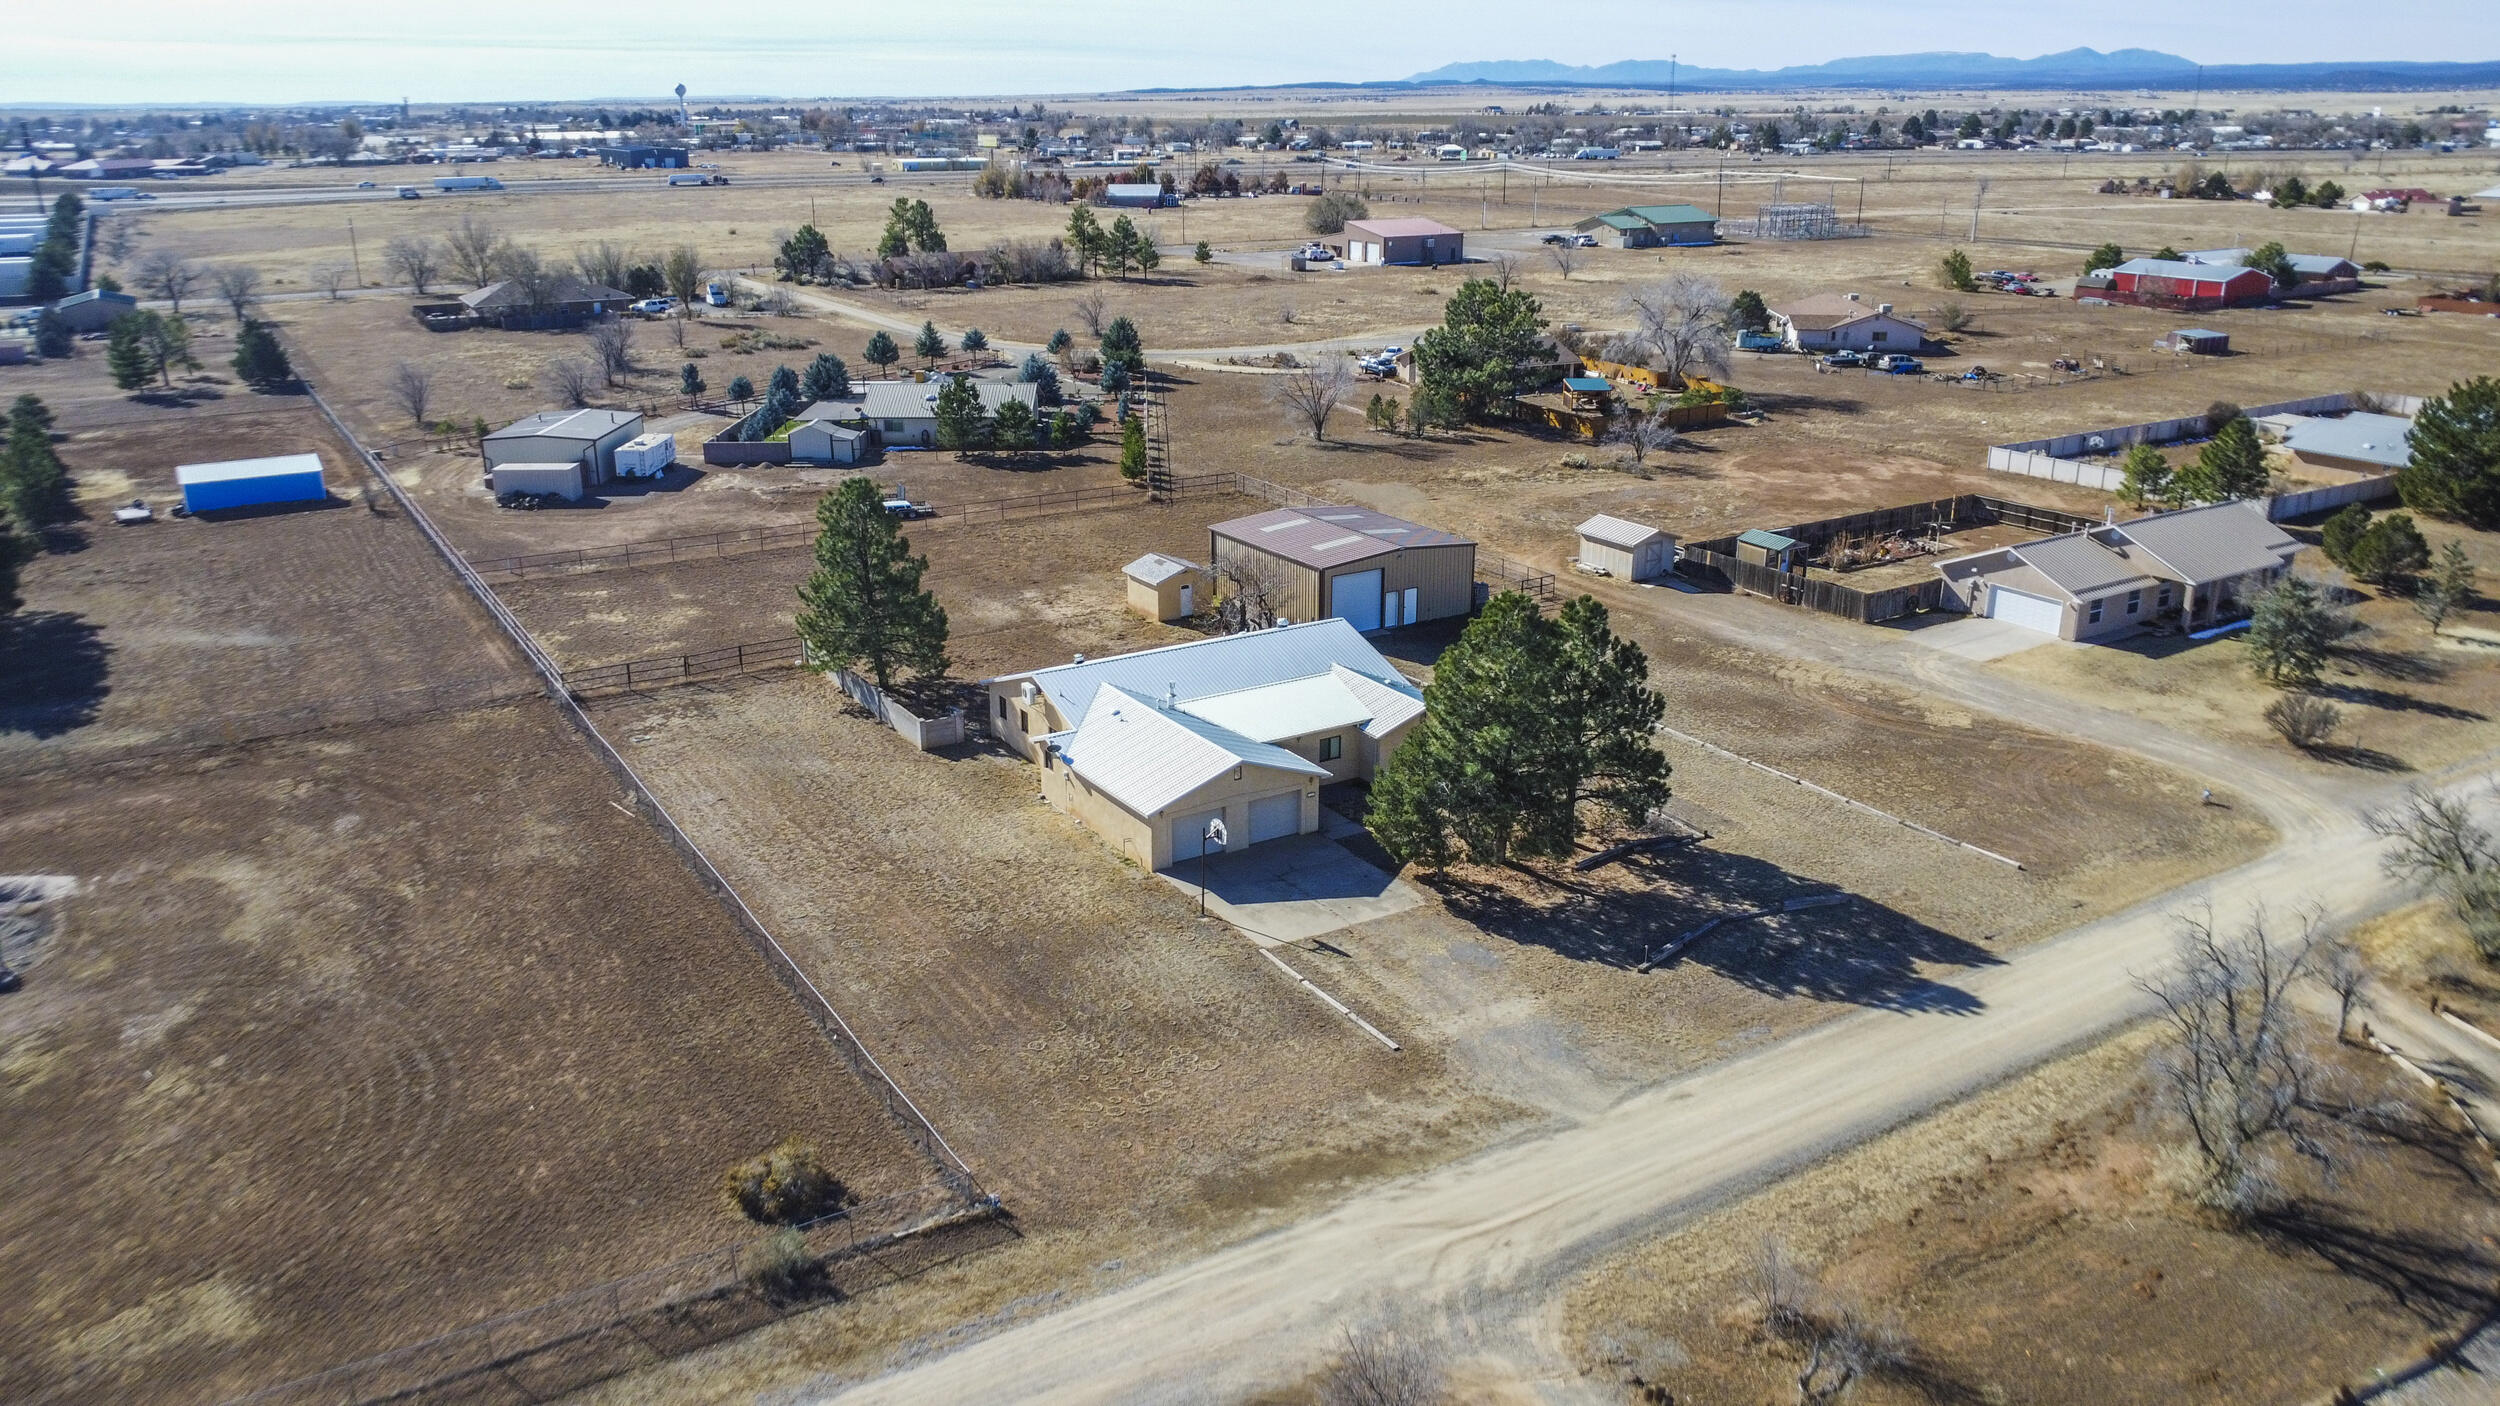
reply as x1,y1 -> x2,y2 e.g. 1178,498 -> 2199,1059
1985,585 -> 2065,635
1328,569 -> 1384,633
1170,808 -> 1227,860
1247,791 -> 1303,845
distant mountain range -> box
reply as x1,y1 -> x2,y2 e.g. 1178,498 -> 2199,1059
1398,48 -> 2500,92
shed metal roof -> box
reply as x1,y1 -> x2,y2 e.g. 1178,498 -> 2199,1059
1562,376 -> 1612,393
486,408 -> 641,443
1122,552 -> 1201,585
1211,505 -> 1472,571
1737,528 -> 1798,552
2282,412 -> 2415,470
1577,514 -> 1668,550
1622,203 -> 1718,225
176,452 -> 324,486
1343,217 -> 1463,239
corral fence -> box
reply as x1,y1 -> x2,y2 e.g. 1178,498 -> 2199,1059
1679,495 -> 2096,625
222,1182 -> 1004,1406
299,376 -> 987,1194
1985,390 -> 2424,518
569,637 -> 806,695
468,472 -> 1239,581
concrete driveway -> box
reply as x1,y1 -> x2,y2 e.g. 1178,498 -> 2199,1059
1160,832 -> 1419,946
1886,613 -> 2062,662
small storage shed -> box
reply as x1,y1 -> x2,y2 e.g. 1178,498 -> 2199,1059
789,420 -> 868,465
1735,528 -> 1802,571
489,461 -> 587,500
2162,328 -> 2229,355
1575,515 -> 1676,579
1124,553 -> 1205,621
1561,376 -> 1613,412
175,453 -> 327,513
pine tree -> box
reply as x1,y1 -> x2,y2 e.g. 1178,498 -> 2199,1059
680,362 -> 706,396
230,319 -> 293,388
33,309 -> 71,360
105,314 -> 154,391
2346,512 -> 2430,588
2176,415 -> 2268,502
1550,596 -> 1672,829
2246,575 -> 2352,688
2399,377 -> 2500,528
1118,413 -> 1147,480
1098,316 -> 1145,377
726,374 -> 755,407
990,397 -> 1037,454
914,320 -> 948,367
1729,289 -> 1771,333
1066,206 -> 1106,275
2118,443 -> 2174,509
1,395 -> 69,527
795,476 -> 949,689
2082,242 -> 2127,275
1193,241 -> 1213,265
2417,539 -> 2478,634
1412,279 -> 1546,422
2320,503 -> 2373,567
933,374 -> 989,451
960,328 -> 988,354
801,352 -> 849,401
1939,248 -> 1976,292
863,331 -> 900,376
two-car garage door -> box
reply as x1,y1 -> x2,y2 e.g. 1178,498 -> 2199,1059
1985,584 -> 2065,635
1169,792 -> 1307,861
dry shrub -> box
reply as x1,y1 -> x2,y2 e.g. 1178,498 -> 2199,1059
2264,693 -> 2342,751
721,1138 -> 849,1225
744,1226 -> 826,1304
1315,1309 -> 1444,1406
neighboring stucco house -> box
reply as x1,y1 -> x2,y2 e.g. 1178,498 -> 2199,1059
1936,500 -> 2300,640
984,620 -> 1428,870
1769,293 -> 1929,353
1209,504 -> 1476,632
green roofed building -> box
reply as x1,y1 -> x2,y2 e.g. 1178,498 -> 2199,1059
1572,203 -> 1720,249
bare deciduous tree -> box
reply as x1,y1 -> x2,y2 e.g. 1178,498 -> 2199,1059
1314,1308 -> 1444,1406
1486,250 -> 1523,292
2139,907 -> 2333,1216
1747,1240 -> 1910,1406
384,235 -> 441,295
387,360 -> 432,427
758,285 -> 799,317
136,250 -> 199,315
310,262 -> 352,299
211,263 -> 262,321
1214,549 -> 1296,632
1277,301 -> 1297,325
1610,410 -> 1680,469
1934,300 -> 1975,334
1548,241 -> 1582,280
492,245 -> 557,309
445,214 -> 506,288
1071,288 -> 1109,336
2312,934 -> 2369,1044
97,215 -> 141,266
2366,787 -> 2500,959
1624,273 -> 1735,388
1269,358 -> 1355,443
586,318 -> 637,386
547,356 -> 598,408
574,240 -> 634,291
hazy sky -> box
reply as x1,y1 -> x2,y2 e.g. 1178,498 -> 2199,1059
9,1 -> 2493,105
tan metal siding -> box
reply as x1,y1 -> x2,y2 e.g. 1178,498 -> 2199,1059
1210,537 -> 1323,623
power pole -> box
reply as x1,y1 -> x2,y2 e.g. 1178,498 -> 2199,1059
1969,177 -> 1988,241
346,218 -> 362,285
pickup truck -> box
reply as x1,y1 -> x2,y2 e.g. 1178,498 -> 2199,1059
1818,350 -> 1866,368
882,497 -> 933,520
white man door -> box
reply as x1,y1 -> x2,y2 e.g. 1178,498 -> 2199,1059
1328,569 -> 1384,632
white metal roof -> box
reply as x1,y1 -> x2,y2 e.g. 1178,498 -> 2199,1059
1576,514 -> 1668,550
2282,412 -> 2415,470
486,408 -> 640,443
1123,553 -> 1200,586
1051,685 -> 1328,816
1176,672 -> 1380,744
1008,618 -> 1416,729
175,453 -> 324,486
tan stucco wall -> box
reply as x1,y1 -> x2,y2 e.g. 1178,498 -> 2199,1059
1126,570 -> 1203,622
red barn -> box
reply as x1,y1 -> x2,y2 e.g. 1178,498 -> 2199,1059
2106,258 -> 2275,310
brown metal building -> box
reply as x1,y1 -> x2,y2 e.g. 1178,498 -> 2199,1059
1210,505 -> 1476,632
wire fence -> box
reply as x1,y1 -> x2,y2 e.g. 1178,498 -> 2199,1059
469,471 -> 1239,581
221,1183 -> 1004,1406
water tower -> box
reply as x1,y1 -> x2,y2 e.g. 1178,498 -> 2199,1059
675,84 -> 689,127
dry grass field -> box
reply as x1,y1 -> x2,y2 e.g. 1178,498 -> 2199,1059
1558,1027 -> 2500,1406
0,393 -> 942,1403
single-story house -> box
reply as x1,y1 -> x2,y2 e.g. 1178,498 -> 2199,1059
58,157 -> 154,180
1572,203 -> 1720,248
1209,504 -> 1476,633
2157,328 -> 2230,355
48,288 -> 138,332
1935,500 -> 2299,641
2282,411 -> 2415,477
1769,293 -> 1929,353
2182,248 -> 2363,295
1124,552 -> 1205,621
853,377 -> 1040,450
1735,528 -> 1802,571
1340,218 -> 1464,266
1102,183 -> 1172,208
1575,515 -> 1676,579
482,408 -> 644,488
985,619 -> 1428,869
458,275 -> 632,329
176,453 -> 327,513
2105,258 -> 2275,310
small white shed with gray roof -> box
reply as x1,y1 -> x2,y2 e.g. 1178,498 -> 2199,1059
1575,514 -> 1676,579
1124,553 -> 1205,621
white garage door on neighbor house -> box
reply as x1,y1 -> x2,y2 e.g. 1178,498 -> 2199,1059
1986,585 -> 2065,634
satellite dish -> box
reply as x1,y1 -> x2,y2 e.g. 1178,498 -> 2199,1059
1204,818 -> 1227,847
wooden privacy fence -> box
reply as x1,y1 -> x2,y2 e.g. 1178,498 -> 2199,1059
1680,494 -> 2095,625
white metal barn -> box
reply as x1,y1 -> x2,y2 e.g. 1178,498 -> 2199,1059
1575,515 -> 1676,579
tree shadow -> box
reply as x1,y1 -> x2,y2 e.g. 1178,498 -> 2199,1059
2337,643 -> 2448,686
1420,843 -> 1999,1015
0,612 -> 111,738
2307,742 -> 2413,772
2315,681 -> 2484,722
2249,1200 -> 2500,1324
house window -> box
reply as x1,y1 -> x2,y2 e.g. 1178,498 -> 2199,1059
2126,589 -> 2141,616
2157,585 -> 2173,611
1018,709 -> 1029,735
2088,599 -> 2105,624
1872,330 -> 1888,343
1318,734 -> 1343,762
882,419 -> 905,432
996,696 -> 1007,722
